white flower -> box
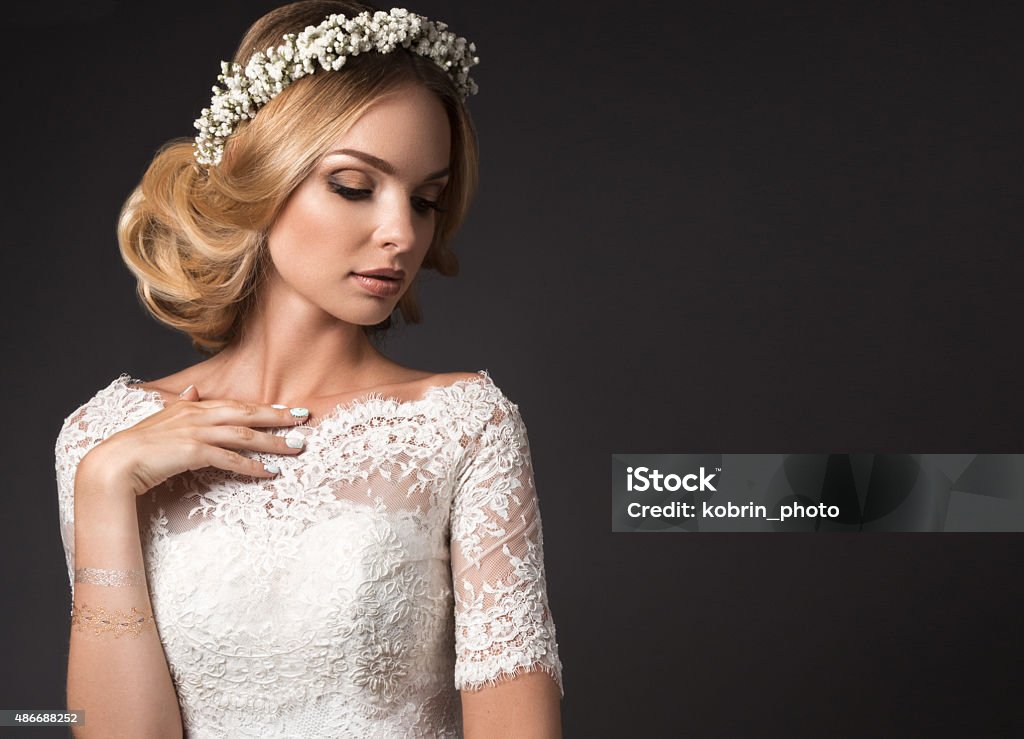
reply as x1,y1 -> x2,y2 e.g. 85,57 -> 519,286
350,637 -> 409,701
193,7 -> 480,166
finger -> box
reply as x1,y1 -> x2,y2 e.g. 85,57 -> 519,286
193,424 -> 306,456
188,400 -> 310,429
197,444 -> 283,478
178,384 -> 200,401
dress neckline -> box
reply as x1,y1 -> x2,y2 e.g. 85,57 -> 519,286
114,369 -> 493,433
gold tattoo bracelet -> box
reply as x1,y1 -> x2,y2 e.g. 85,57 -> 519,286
75,567 -> 146,587
71,603 -> 157,639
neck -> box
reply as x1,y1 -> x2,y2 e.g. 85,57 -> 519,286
198,280 -> 397,406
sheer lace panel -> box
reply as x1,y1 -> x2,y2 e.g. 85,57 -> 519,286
54,369 -> 563,737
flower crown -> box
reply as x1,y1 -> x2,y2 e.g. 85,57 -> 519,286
192,7 -> 479,166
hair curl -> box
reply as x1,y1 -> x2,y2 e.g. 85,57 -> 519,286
117,0 -> 479,355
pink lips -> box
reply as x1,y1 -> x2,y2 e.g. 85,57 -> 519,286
352,272 -> 402,297
355,267 -> 405,280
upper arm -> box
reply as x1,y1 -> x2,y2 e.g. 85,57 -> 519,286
449,392 -> 563,733
55,408 -> 89,606
55,400 -> 108,609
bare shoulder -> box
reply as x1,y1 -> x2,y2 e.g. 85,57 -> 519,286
128,372 -> 194,401
125,362 -> 212,404
434,371 -> 484,384
418,370 -> 484,393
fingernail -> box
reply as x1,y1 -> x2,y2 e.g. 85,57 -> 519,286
179,384 -> 195,398
271,404 -> 288,409
263,462 -> 280,474
285,430 -> 306,449
289,407 -> 309,418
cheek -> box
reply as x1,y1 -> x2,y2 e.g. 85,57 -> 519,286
268,195 -> 358,271
413,218 -> 438,256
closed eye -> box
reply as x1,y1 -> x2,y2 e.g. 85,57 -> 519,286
328,184 -> 446,215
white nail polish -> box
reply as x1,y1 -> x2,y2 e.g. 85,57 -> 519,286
271,404 -> 287,409
285,430 -> 306,449
290,407 -> 309,418
263,462 -> 280,474
179,384 -> 195,397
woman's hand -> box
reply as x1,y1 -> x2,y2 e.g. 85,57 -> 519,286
79,383 -> 309,497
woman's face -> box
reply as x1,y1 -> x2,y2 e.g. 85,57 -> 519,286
264,83 -> 452,327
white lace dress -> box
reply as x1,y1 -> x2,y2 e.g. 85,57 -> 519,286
55,369 -> 563,738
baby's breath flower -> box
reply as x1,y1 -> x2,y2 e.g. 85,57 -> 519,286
192,7 -> 479,167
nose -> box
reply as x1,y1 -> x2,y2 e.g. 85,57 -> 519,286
375,192 -> 420,251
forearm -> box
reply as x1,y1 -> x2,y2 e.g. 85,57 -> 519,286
68,464 -> 183,739
461,671 -> 562,739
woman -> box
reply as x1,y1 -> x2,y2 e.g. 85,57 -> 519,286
54,2 -> 563,736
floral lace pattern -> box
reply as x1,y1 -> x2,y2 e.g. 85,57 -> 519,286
55,369 -> 562,738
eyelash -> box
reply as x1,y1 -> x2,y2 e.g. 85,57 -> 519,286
328,184 -> 447,214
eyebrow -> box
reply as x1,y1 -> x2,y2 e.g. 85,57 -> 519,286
325,148 -> 450,181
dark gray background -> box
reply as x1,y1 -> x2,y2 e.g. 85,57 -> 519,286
3,0 -> 1022,736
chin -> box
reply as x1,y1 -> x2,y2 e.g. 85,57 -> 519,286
337,305 -> 398,326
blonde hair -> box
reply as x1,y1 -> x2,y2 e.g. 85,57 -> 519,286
117,0 -> 479,355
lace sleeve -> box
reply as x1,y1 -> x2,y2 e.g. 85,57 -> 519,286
55,404 -> 97,612
55,378 -> 147,611
449,393 -> 563,697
